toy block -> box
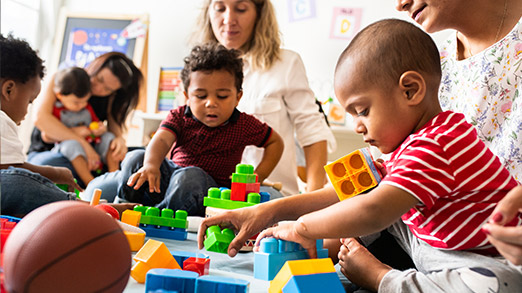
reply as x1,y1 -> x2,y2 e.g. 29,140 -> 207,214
259,191 -> 270,203
132,239 -> 181,283
324,147 -> 382,201
254,238 -> 328,281
95,204 -> 120,220
171,251 -> 209,267
183,257 -> 210,276
245,182 -> 260,195
145,268 -> 198,293
281,272 -> 344,293
231,182 -> 247,201
204,189 -> 258,210
124,231 -> 146,251
140,226 -> 188,241
122,209 -> 142,226
195,275 -> 250,293
203,225 -> 235,254
269,258 -> 337,293
134,206 -> 188,229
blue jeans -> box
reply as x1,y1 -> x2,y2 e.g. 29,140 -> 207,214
27,151 -> 84,186
1,167 -> 77,217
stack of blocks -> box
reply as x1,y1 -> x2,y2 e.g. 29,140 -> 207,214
130,206 -> 188,240
203,164 -> 270,253
269,258 -> 344,293
145,269 -> 249,293
254,238 -> 329,281
324,147 -> 382,201
131,239 -> 211,284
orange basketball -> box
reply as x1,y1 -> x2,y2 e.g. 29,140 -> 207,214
3,201 -> 131,292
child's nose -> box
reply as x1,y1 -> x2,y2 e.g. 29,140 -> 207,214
353,121 -> 366,134
205,97 -> 218,107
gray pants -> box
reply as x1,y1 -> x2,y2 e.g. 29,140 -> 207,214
52,131 -> 114,164
378,221 -> 522,293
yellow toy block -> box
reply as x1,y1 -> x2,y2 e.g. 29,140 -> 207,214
124,231 -> 145,252
131,239 -> 181,283
121,209 -> 142,227
324,148 -> 382,201
269,258 -> 336,293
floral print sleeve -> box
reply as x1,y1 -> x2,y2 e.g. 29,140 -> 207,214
439,18 -> 522,182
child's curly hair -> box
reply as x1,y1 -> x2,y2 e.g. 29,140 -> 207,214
181,43 -> 243,92
0,34 -> 45,83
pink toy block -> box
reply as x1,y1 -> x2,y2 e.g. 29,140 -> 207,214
245,182 -> 260,195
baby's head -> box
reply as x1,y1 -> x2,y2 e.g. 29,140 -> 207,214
0,34 -> 45,125
334,19 -> 442,154
181,43 -> 244,127
54,67 -> 91,113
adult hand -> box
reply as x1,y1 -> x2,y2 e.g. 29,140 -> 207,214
110,136 -> 128,161
127,165 -> 161,193
483,185 -> 522,265
254,220 -> 318,259
52,166 -> 83,192
197,204 -> 275,257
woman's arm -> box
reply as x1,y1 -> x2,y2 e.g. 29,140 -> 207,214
254,130 -> 284,183
303,140 -> 327,191
106,97 -> 127,161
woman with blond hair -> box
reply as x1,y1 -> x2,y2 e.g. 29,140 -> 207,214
191,0 -> 336,197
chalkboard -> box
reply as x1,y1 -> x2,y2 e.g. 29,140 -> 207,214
52,9 -> 148,71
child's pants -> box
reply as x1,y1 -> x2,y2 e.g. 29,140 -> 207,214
379,221 -> 522,293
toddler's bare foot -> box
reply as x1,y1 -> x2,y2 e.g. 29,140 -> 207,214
338,238 -> 392,292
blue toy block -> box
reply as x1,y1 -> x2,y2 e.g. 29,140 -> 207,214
254,238 -> 328,281
195,275 -> 249,293
145,269 -> 198,293
259,192 -> 270,203
171,251 -> 209,267
140,226 -> 188,241
282,272 -> 344,293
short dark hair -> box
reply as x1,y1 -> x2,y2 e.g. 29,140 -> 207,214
335,19 -> 441,88
54,67 -> 91,97
0,33 -> 45,83
181,43 -> 244,92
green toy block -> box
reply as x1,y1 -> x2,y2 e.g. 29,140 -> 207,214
235,164 -> 254,174
204,188 -> 257,210
231,173 -> 248,183
203,225 -> 235,254
133,206 -> 188,229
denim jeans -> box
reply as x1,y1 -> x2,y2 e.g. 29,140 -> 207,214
1,167 -> 77,217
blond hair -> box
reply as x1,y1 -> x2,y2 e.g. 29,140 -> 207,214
191,0 -> 281,71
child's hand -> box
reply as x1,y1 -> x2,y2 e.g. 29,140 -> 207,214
90,123 -> 107,137
52,166 -> 83,192
71,125 -> 91,137
374,158 -> 387,177
127,165 -> 161,193
254,221 -> 319,258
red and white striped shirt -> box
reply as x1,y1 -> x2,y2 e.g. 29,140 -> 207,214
382,111 -> 520,254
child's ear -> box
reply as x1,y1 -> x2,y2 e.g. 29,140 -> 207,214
236,90 -> 243,105
398,71 -> 426,106
1,80 -> 15,101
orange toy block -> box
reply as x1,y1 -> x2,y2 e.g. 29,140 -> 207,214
124,231 -> 146,252
121,209 -> 142,227
269,258 -> 337,293
131,239 -> 181,283
324,148 -> 382,201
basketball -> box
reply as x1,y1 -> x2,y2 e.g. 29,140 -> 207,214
3,201 -> 131,292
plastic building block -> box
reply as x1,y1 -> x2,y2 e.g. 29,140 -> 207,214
90,188 -> 102,206
203,225 -> 235,254
131,239 -> 181,283
196,275 -> 249,293
259,191 -> 270,203
204,188 -> 259,210
122,209 -> 142,227
324,148 -> 382,201
230,182 -> 247,201
183,257 -> 210,276
254,238 -> 328,281
146,268 -> 198,293
124,231 -> 146,251
171,251 -> 209,267
133,206 -> 188,240
269,258 -> 337,293
281,272 -> 344,293
95,204 -> 120,220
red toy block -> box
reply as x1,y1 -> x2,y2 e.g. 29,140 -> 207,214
230,182 -> 247,201
245,182 -> 260,195
183,257 -> 210,276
